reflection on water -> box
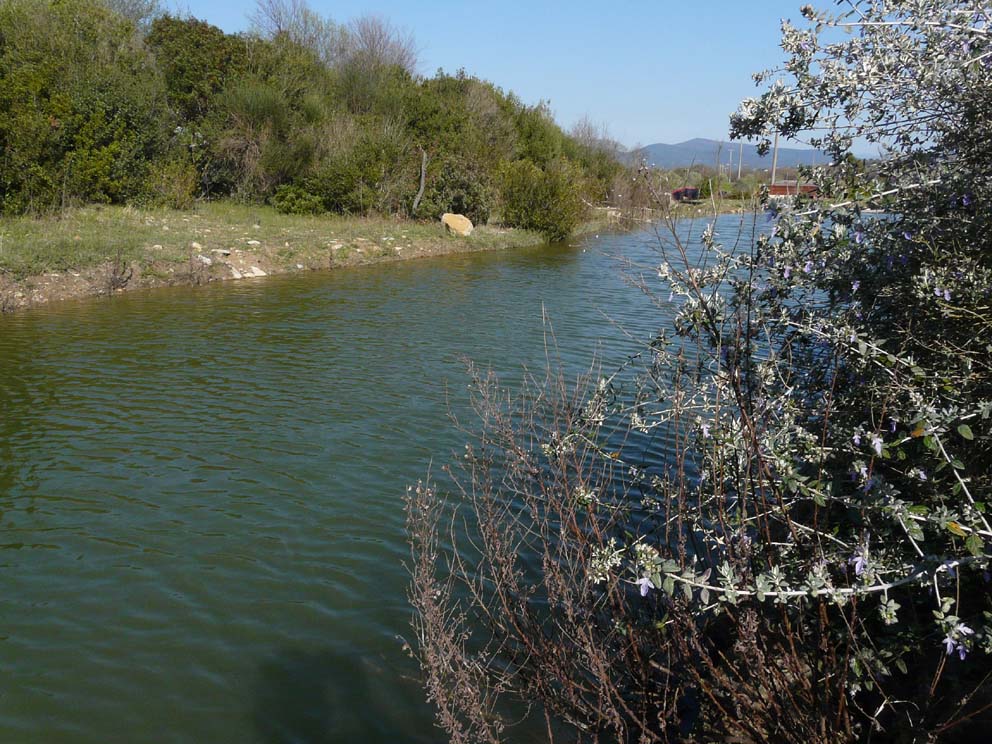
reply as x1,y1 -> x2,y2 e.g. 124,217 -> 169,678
0,216 -> 758,742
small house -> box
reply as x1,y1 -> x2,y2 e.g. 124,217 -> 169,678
768,180 -> 818,197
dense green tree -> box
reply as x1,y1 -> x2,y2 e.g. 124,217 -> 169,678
0,0 -> 622,234
146,15 -> 248,124
0,0 -> 168,212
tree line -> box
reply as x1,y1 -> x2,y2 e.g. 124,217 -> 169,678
0,0 -> 624,240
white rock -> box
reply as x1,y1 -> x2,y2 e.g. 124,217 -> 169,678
191,241 -> 203,250
230,267 -> 243,279
196,254 -> 212,266
246,266 -> 267,277
212,248 -> 231,256
247,239 -> 261,246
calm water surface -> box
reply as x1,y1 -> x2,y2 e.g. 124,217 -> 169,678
0,217 -> 755,742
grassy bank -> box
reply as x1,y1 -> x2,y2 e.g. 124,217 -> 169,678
0,202 -> 551,311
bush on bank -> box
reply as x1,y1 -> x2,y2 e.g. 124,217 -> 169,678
0,0 -> 624,241
408,2 -> 992,742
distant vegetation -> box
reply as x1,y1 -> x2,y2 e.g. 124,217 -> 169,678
0,0 -> 624,240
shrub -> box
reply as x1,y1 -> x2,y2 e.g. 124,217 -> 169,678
145,158 -> 198,209
409,3 -> 992,742
415,156 -> 493,224
0,0 -> 169,213
499,158 -> 584,241
270,183 -> 324,215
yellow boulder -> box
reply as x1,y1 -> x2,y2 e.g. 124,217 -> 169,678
441,213 -> 474,237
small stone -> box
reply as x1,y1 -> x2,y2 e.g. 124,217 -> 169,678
247,240 -> 261,246
211,248 -> 231,256
152,244 -> 163,250
196,254 -> 212,266
296,263 -> 304,269
247,266 -> 267,277
230,267 -> 243,279
191,241 -> 203,250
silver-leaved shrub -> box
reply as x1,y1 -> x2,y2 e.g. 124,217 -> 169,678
408,3 -> 991,741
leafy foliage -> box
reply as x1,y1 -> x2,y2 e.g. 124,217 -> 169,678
0,0 -> 615,240
500,158 -> 584,242
0,0 -> 168,212
409,2 -> 992,742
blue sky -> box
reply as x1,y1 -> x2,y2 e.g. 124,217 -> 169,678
170,0 -> 812,149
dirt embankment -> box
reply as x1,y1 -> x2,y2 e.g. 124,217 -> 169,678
0,205 -> 550,312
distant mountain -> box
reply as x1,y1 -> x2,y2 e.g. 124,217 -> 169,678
632,138 -> 831,170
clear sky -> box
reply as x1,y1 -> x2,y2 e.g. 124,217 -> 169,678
169,0 -> 812,149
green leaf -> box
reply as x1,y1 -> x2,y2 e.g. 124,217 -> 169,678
965,533 -> 984,557
957,424 -> 974,440
663,576 -> 675,595
895,659 -> 908,675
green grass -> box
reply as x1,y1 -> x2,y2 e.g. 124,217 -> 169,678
0,201 -> 547,280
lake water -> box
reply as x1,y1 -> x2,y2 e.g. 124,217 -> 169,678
0,216 -> 756,742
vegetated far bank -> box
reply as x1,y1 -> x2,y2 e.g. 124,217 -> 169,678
0,202 -> 591,312
0,0 -> 627,250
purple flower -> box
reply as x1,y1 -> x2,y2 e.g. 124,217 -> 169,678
871,435 -> 883,456
701,422 -> 711,439
783,265 -> 792,279
889,419 -> 897,433
903,231 -> 913,240
944,288 -> 951,302
635,576 -> 656,596
946,623 -> 975,660
934,287 -> 942,298
849,553 -> 867,576
804,260 -> 813,274
852,280 -> 860,292
853,432 -> 862,445
854,229 -> 864,244
963,193 -> 972,207
944,634 -> 958,655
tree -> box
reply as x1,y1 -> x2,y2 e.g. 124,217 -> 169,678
146,15 -> 248,124
0,0 -> 169,213
249,0 -> 348,68
409,2 -> 992,741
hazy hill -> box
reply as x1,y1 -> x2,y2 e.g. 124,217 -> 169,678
633,138 -> 831,170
